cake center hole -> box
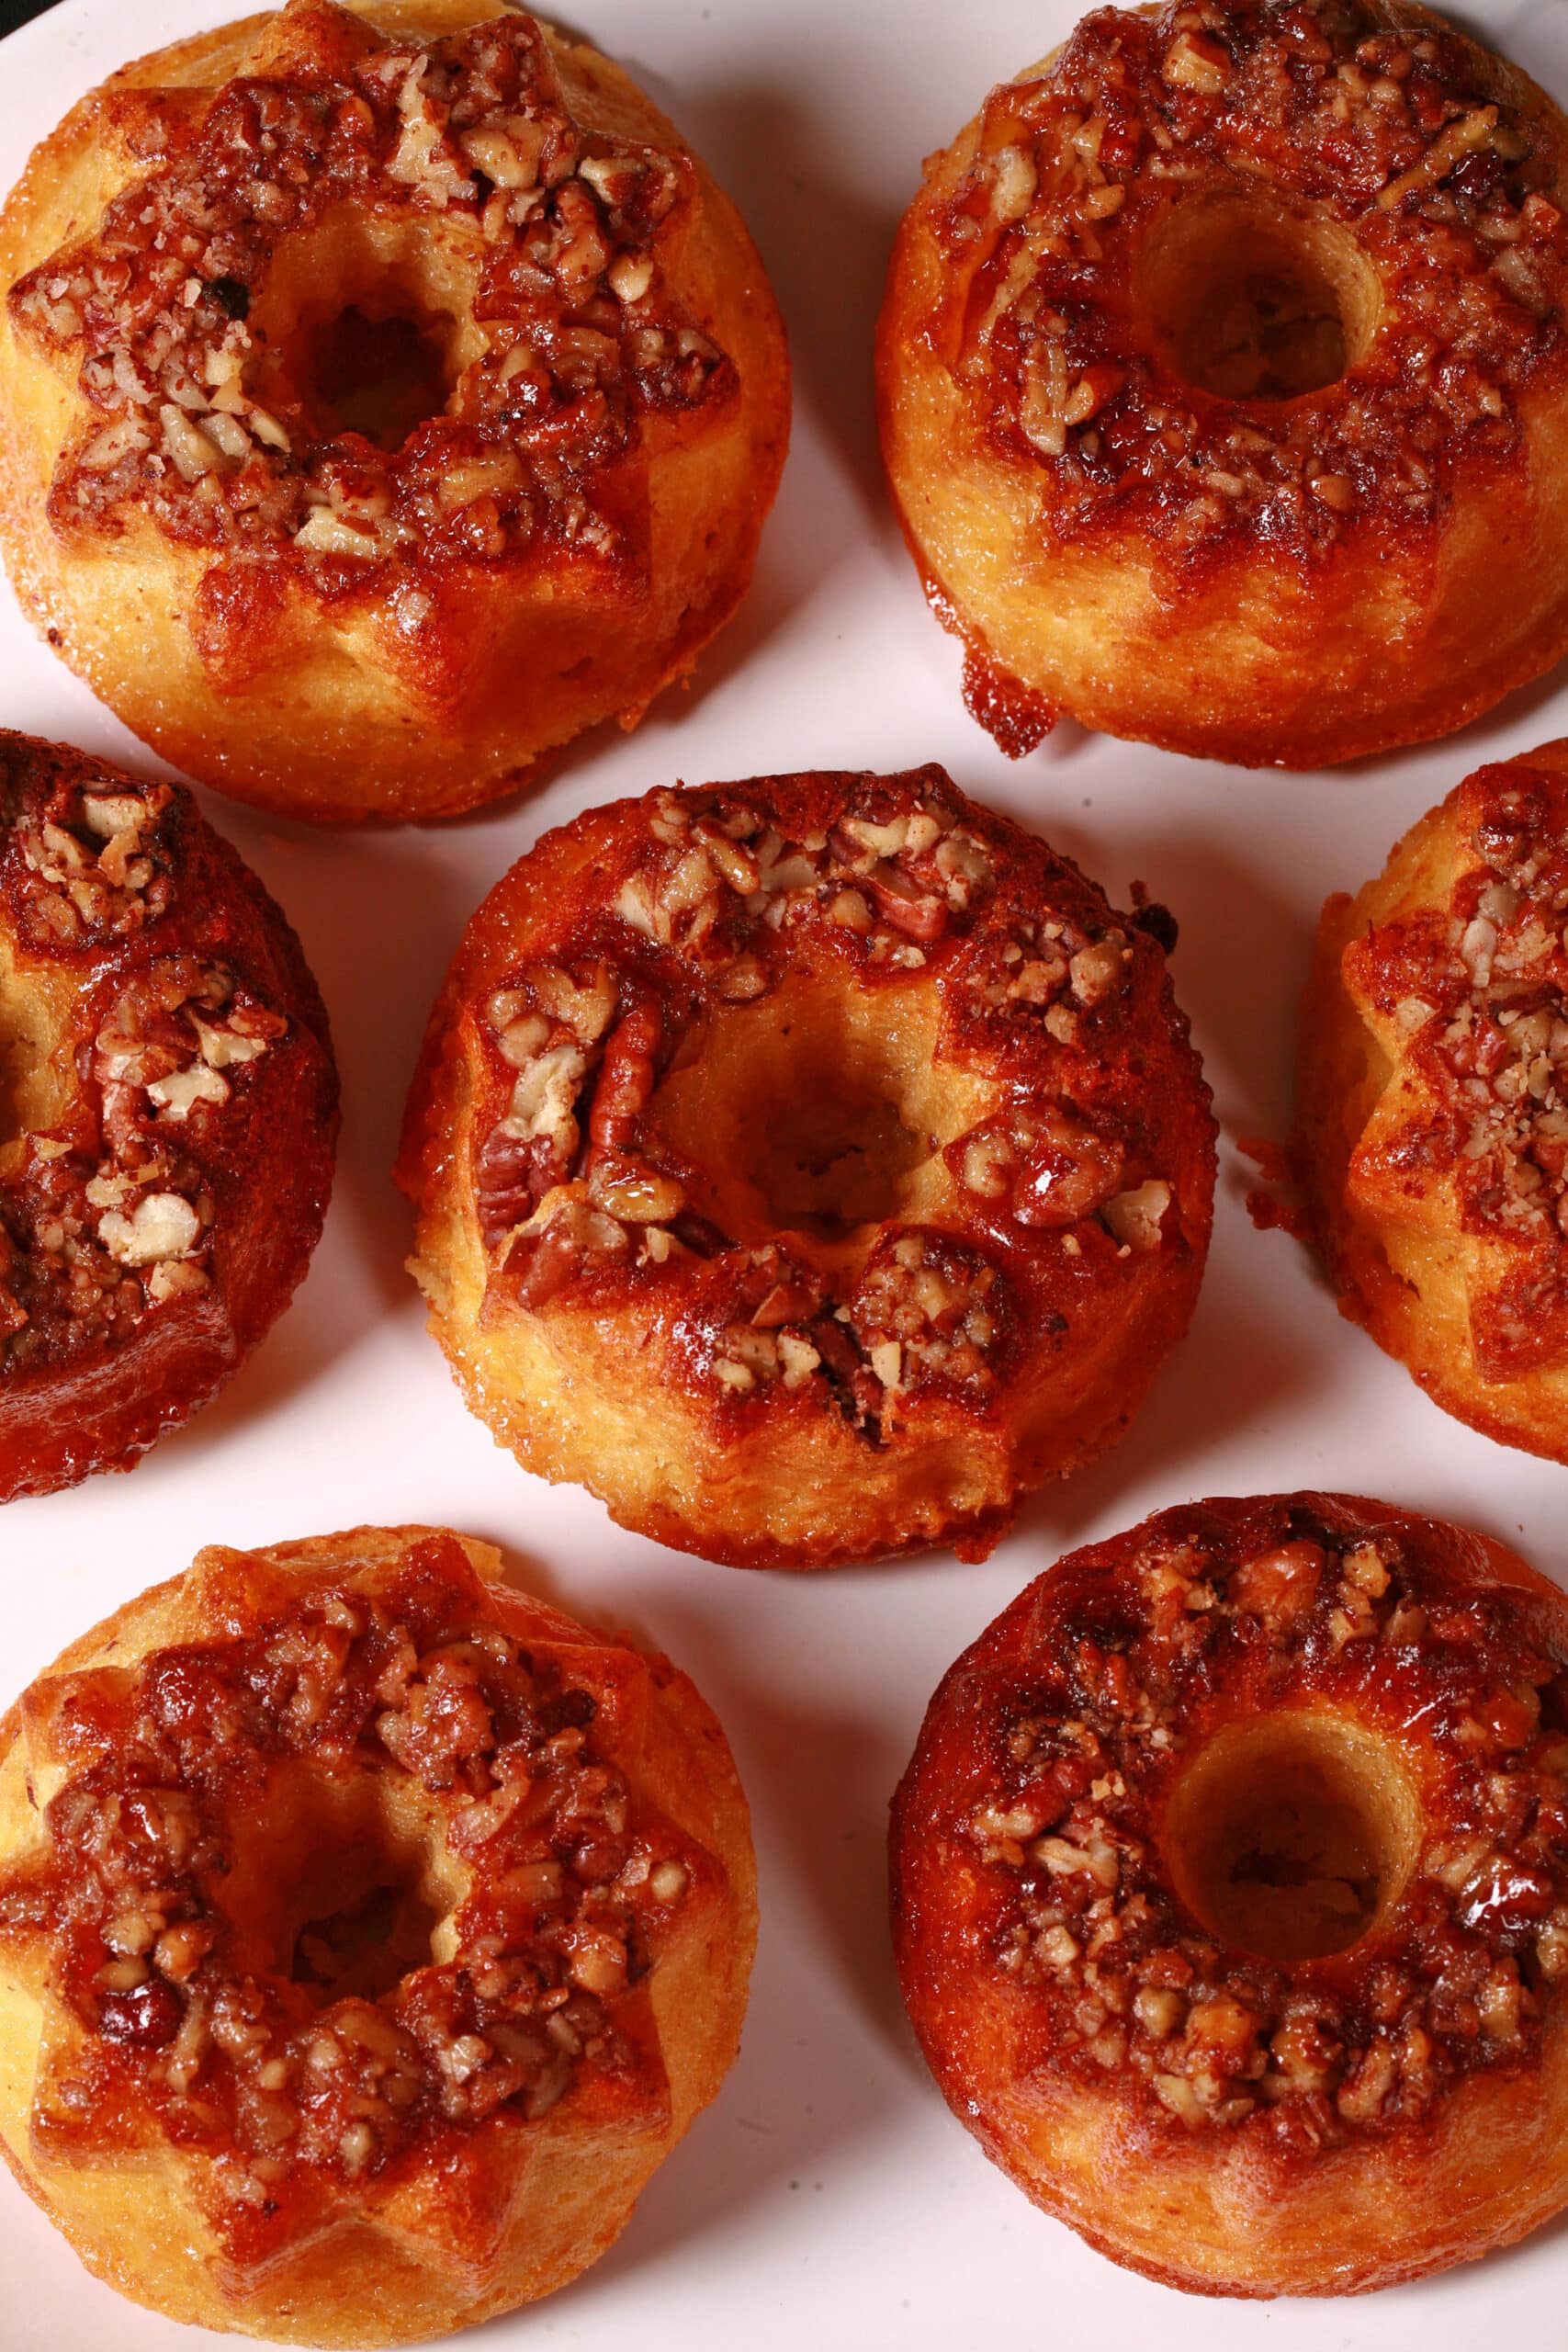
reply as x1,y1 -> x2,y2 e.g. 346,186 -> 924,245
0,1033 -> 29,1152
294,304 -> 456,449
646,977 -> 953,1248
243,226 -> 472,453
1162,1714 -> 1421,1962
0,971 -> 60,1159
228,1792 -> 453,2007
1142,196 -> 1379,402
752,1070 -> 928,1238
290,1873 -> 443,2007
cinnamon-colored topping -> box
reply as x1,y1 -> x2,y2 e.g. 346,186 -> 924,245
939,0 -> 1568,561
0,1535 -> 694,2262
1342,761 -> 1568,1376
7,770 -> 176,945
942,1498 -> 1568,2145
9,2 -> 733,603
467,768 -> 1191,1440
0,956 -> 284,1364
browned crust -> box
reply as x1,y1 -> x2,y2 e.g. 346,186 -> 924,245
0,1524 -> 756,2345
892,1491 -> 1568,2297
0,0 -> 790,822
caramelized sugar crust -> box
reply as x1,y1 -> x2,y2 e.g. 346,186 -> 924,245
892,1493 -> 1568,2296
0,0 -> 789,820
0,730 -> 336,1498
878,0 -> 1568,768
0,1526 -> 756,2345
1294,740 -> 1568,1457
398,765 -> 1216,1568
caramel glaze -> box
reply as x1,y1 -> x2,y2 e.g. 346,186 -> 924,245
7,2 -> 735,692
923,571 -> 1062,758
0,730 -> 336,1495
401,766 -> 1215,1486
895,1496 -> 1568,2192
932,0 -> 1568,581
0,1531 -> 709,2284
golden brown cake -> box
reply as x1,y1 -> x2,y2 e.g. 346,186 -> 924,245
892,1492 -> 1568,2296
0,1524 -> 756,2344
0,0 -> 790,822
398,764 -> 1216,1568
877,0 -> 1568,768
1293,741 -> 1568,1459
0,729 -> 336,1498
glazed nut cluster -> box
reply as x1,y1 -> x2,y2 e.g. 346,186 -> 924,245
941,0 -> 1568,555
951,1100 -> 1171,1254
474,780 -> 999,1255
0,1537 -> 694,2242
9,5 -> 732,582
14,774 -> 175,941
468,776 -> 1177,1440
967,1515 -> 1568,2150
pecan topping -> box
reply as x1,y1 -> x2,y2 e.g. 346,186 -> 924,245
914,1499 -> 1568,2148
2,753 -> 177,947
458,768 -> 1199,1436
0,958 -> 285,1369
0,1536 -> 696,2267
938,0 -> 1568,564
0,734 -> 330,1418
9,1 -> 735,637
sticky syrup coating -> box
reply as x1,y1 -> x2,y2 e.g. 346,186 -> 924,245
398,765 -> 1216,1568
878,0 -> 1568,768
1293,739 -> 1568,1458
0,729 -> 336,1498
0,1525 -> 756,2345
893,1492 -> 1568,2297
0,0 -> 790,822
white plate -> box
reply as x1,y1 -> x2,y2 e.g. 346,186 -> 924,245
3,0 -> 1568,2343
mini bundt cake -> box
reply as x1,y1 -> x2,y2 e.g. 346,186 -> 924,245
0,0 -> 790,820
0,729 -> 336,1497
878,0 -> 1568,767
893,1492 -> 1568,2294
1292,740 -> 1568,1459
399,764 -> 1215,1566
0,1524 -> 756,2342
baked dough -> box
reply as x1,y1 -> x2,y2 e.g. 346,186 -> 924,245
399,764 -> 1215,1566
0,1524 -> 756,2343
0,0 -> 790,821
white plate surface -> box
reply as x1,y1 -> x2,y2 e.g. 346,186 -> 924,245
3,0 -> 1568,2344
